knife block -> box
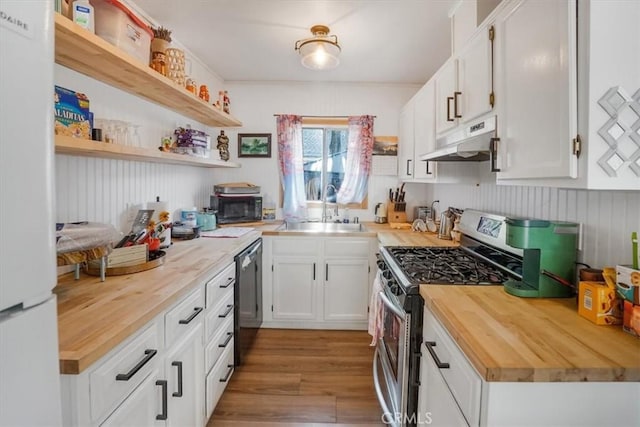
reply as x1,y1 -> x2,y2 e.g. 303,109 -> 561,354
388,202 -> 407,223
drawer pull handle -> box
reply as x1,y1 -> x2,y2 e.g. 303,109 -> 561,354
219,332 -> 234,348
218,304 -> 234,318
155,380 -> 168,420
425,341 -> 450,369
115,349 -> 157,381
219,364 -> 234,383
220,280 -> 233,289
171,361 -> 183,397
178,306 -> 203,324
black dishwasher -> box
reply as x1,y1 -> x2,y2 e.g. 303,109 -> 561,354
234,238 -> 262,366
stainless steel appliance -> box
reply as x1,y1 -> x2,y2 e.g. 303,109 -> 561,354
211,194 -> 262,224
375,202 -> 388,223
373,209 -> 523,427
234,238 -> 263,365
420,116 -> 498,165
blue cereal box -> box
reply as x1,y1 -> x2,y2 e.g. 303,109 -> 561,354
54,85 -> 92,139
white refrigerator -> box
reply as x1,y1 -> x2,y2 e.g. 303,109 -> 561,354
0,1 -> 63,426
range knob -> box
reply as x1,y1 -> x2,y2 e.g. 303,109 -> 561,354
383,270 -> 393,280
376,260 -> 386,270
389,281 -> 401,295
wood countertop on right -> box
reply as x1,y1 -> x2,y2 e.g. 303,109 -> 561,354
420,285 -> 640,382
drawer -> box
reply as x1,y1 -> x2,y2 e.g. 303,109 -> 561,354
205,343 -> 235,419
205,291 -> 234,343
423,308 -> 481,427
273,238 -> 319,256
89,319 -> 162,423
165,286 -> 205,348
205,316 -> 234,373
206,262 -> 235,309
324,239 -> 370,257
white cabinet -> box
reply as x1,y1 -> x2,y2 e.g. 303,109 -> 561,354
496,0 -> 640,189
494,0 -> 578,180
264,236 -> 374,329
418,344 -> 468,427
413,81 -> 438,181
100,370 -> 163,427
203,261 -> 236,419
421,303 -> 640,427
164,323 -> 204,427
399,82 -> 438,182
398,100 -> 416,180
435,59 -> 460,135
420,308 -> 481,427
436,25 -> 494,136
323,258 -> 370,321
272,256 -> 318,320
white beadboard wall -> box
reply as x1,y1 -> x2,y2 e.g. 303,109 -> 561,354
422,182 -> 640,268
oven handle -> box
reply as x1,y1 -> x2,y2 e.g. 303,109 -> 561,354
379,291 -> 406,319
372,347 -> 394,423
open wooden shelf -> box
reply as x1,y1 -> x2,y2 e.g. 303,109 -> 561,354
54,13 -> 242,128
55,135 -> 241,168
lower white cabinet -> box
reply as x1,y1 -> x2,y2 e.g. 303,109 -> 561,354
100,370 -> 163,427
61,261 -> 236,427
420,304 -> 640,426
164,323 -> 204,427
263,235 -> 375,329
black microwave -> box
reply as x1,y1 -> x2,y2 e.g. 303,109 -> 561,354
210,194 -> 262,224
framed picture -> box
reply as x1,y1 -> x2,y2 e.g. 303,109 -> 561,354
238,133 -> 272,158
372,136 -> 398,156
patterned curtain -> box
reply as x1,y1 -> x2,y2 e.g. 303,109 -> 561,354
337,115 -> 375,204
276,115 -> 307,220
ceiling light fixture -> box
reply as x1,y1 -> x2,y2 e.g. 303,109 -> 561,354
294,25 -> 341,70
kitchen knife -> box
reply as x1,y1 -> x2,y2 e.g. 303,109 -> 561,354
389,188 -> 393,202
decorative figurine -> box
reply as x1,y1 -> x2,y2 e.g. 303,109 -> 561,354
217,130 -> 230,161
222,90 -> 230,114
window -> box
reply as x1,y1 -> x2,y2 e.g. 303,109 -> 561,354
302,126 -> 348,203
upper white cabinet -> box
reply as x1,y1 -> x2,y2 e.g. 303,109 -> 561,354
400,83 -> 438,182
435,25 -> 494,136
495,0 -> 639,189
494,0 -> 578,180
413,81 -> 438,180
398,100 -> 416,180
435,59 -> 460,135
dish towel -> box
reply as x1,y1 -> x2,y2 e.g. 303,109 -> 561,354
368,270 -> 385,346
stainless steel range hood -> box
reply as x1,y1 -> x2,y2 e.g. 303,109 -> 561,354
420,116 -> 496,162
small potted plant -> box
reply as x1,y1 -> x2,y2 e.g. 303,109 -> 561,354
151,26 -> 172,56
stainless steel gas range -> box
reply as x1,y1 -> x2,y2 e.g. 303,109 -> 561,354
373,209 -> 523,427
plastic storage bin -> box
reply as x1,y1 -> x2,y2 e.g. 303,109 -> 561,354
92,0 -> 152,65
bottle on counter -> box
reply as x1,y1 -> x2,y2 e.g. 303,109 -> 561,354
69,0 -> 95,33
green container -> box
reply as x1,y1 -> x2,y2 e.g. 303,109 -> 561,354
504,217 -> 579,298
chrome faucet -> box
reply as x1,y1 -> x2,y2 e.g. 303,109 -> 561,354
323,184 -> 339,222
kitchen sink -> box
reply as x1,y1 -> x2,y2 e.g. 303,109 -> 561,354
278,221 -> 366,233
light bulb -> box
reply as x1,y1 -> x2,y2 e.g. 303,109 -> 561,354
312,44 -> 328,67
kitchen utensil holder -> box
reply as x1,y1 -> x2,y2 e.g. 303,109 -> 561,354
388,203 -> 407,223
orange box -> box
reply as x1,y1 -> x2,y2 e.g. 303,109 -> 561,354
578,281 -> 622,325
622,300 -> 640,338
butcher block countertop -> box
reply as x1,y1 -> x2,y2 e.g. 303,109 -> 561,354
54,230 -> 262,374
420,285 -> 640,382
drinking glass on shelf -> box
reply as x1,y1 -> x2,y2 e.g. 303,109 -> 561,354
128,123 -> 141,148
113,120 -> 129,145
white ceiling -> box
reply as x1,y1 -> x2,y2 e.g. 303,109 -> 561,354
132,0 -> 458,84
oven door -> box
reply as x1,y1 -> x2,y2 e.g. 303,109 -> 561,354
373,287 -> 410,427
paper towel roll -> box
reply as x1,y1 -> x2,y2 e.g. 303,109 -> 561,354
147,201 -> 169,222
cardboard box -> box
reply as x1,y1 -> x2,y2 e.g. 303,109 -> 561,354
54,85 -> 92,139
616,265 -> 640,304
622,300 -> 640,338
578,281 -> 623,325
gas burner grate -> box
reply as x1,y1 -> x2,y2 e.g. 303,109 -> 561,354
386,246 -> 510,285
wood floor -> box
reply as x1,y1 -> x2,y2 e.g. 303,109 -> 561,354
207,329 -> 386,426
